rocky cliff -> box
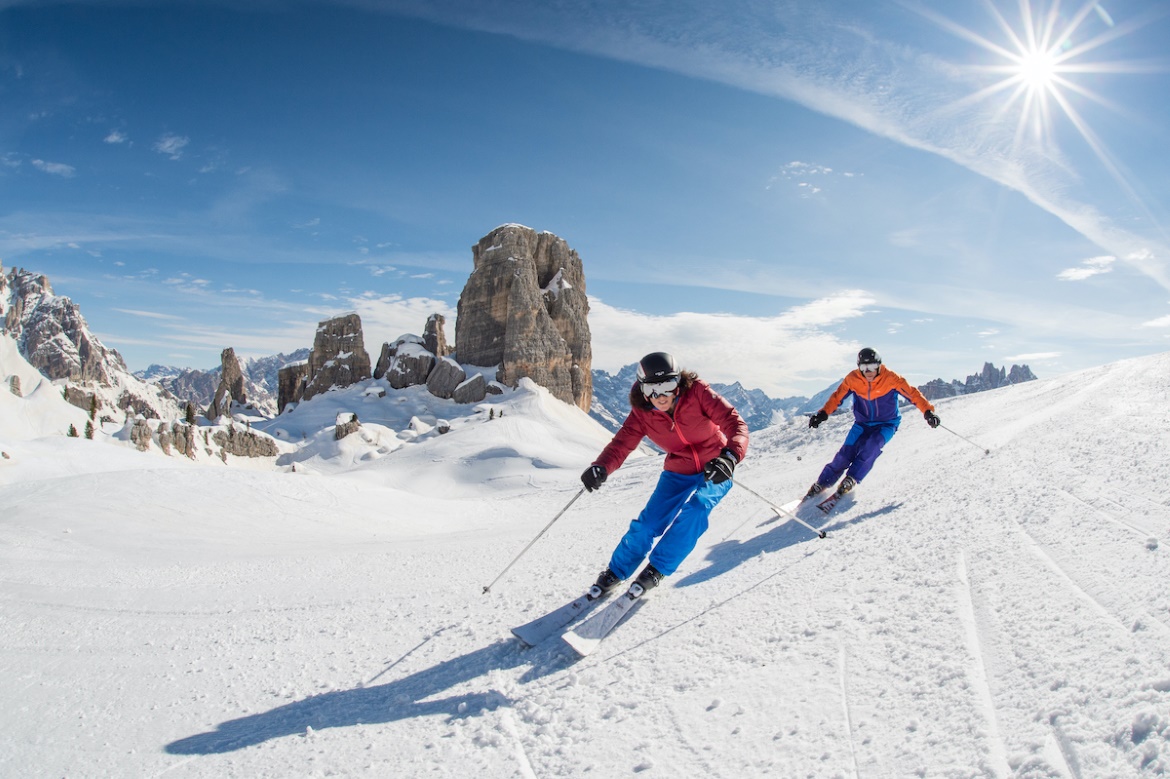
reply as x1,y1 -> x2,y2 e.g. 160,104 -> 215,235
455,224 -> 592,411
207,348 -> 247,419
919,362 -> 1037,400
277,314 -> 372,412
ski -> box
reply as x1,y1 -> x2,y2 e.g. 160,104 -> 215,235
561,584 -> 647,657
754,498 -> 804,529
511,591 -> 609,647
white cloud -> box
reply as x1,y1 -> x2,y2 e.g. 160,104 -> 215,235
153,134 -> 190,160
31,159 -> 76,177
588,291 -> 876,395
1142,315 -> 1170,328
162,274 -> 212,293
345,293 -> 457,348
104,130 -> 127,144
1058,255 -> 1115,281
766,160 -> 857,197
1004,351 -> 1062,361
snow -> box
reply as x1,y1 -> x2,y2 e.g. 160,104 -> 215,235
2,346 -> 1170,777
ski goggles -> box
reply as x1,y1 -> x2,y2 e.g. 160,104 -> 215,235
641,378 -> 679,398
859,362 -> 881,372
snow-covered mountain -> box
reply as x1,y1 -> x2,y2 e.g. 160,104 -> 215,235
590,362 -> 808,432
2,348 -> 1167,777
134,350 -> 310,418
1,263 -> 182,423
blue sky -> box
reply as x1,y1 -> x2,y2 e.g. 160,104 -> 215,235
2,0 -> 1168,397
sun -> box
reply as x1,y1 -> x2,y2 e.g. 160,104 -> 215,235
1015,46 -> 1061,90
915,0 -> 1152,153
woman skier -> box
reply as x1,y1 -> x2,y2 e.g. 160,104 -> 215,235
580,352 -> 749,597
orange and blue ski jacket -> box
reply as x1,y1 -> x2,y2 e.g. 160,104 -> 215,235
821,368 -> 934,427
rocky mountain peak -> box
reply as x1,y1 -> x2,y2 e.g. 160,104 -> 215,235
277,313 -> 372,411
454,224 -> 592,411
2,264 -> 126,385
1,262 -> 181,421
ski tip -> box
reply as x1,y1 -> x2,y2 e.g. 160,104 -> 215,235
510,630 -> 535,648
562,632 -> 599,658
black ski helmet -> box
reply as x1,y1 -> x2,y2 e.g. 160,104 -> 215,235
857,347 -> 882,365
637,352 -> 679,383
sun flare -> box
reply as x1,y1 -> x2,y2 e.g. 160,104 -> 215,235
916,0 -> 1159,185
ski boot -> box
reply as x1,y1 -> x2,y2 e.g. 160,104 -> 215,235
803,482 -> 825,500
629,564 -> 663,598
835,475 -> 856,496
589,568 -> 623,600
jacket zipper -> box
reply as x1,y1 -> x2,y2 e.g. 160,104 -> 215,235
666,394 -> 702,472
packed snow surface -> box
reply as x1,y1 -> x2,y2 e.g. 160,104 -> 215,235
2,347 -> 1169,777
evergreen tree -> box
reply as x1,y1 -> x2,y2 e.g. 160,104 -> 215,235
88,395 -> 98,421
67,424 -> 78,438
84,420 -> 94,440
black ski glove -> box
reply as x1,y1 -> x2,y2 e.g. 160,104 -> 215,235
809,410 -> 828,429
703,450 -> 737,484
924,410 -> 941,428
581,464 -> 607,492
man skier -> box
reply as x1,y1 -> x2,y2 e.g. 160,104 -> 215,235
805,347 -> 939,501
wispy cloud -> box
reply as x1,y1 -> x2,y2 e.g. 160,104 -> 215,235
31,159 -> 75,177
113,308 -> 186,321
153,133 -> 189,160
104,130 -> 127,144
358,0 -> 1169,290
1058,255 -> 1115,281
1142,314 -> 1170,328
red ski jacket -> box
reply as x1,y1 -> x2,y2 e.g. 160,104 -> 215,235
593,379 -> 749,476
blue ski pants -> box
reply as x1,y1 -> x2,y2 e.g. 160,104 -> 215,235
608,470 -> 733,579
817,422 -> 898,486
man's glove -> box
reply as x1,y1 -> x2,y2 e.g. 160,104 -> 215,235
703,450 -> 737,484
924,410 -> 941,429
581,464 -> 608,492
809,410 -> 828,429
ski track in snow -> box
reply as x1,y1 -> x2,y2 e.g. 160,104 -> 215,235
955,550 -> 1011,778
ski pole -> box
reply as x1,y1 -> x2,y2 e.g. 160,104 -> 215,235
482,487 -> 586,595
939,424 -> 990,455
731,478 -> 827,539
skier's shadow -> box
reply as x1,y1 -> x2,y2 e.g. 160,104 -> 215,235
676,502 -> 901,588
165,636 -> 572,755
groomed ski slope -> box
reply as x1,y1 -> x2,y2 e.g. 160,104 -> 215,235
2,352 -> 1169,777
